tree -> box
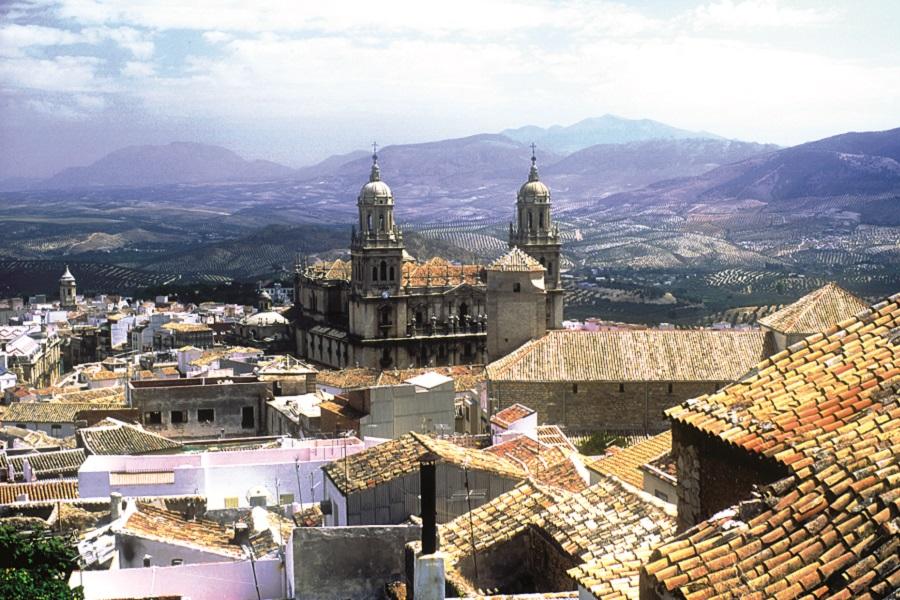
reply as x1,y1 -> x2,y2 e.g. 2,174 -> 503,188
0,523 -> 84,600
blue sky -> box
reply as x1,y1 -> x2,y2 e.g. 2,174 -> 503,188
1,0 -> 899,178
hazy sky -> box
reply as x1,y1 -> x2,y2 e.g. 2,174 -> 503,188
1,0 -> 899,178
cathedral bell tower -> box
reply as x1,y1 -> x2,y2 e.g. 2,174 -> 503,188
509,145 -> 563,328
350,144 -> 405,298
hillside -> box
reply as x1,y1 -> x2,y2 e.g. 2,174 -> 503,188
42,142 -> 297,188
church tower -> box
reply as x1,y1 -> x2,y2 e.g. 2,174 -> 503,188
509,146 -> 563,328
59,265 -> 77,308
349,145 -> 406,359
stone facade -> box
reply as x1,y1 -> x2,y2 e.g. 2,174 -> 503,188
487,380 -> 725,433
294,150 -> 562,370
486,248 -> 547,361
129,376 -> 270,439
671,421 -> 788,532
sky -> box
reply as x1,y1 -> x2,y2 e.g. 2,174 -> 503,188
1,0 -> 899,179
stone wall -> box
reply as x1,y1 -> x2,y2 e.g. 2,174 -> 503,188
293,524 -> 421,600
130,378 -> 269,439
489,380 -> 724,432
672,422 -> 788,532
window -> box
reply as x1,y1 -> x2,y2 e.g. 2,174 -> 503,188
513,282 -> 521,293
618,383 -> 625,393
572,384 -> 578,394
667,383 -> 673,395
372,266 -> 378,281
171,410 -> 187,424
198,408 -> 214,423
145,411 -> 162,425
366,213 -> 372,231
279,493 -> 295,505
528,212 -> 533,230
51,424 -> 62,433
16,423 -> 26,429
389,266 -> 395,281
380,260 -> 387,280
655,490 -> 669,502
224,497 -> 239,509
242,406 -> 255,429
379,214 -> 385,231
548,262 -> 553,276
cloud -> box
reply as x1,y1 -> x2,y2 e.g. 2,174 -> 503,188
202,31 -> 232,44
0,54 -> 107,93
689,0 -> 838,30
0,23 -> 154,59
121,60 -> 154,77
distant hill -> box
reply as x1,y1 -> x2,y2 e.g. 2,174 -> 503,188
502,114 -> 725,155
544,138 -> 779,195
41,142 -> 297,189
585,127 -> 900,222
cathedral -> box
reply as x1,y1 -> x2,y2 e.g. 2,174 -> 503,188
293,146 -> 563,369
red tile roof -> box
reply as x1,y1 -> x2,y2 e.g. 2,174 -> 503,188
490,403 -> 536,428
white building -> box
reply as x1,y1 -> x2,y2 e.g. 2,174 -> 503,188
78,437 -> 370,509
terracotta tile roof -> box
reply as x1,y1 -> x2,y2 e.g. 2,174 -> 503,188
484,435 -> 586,492
323,432 -> 525,494
0,480 -> 79,504
306,259 -> 352,282
640,451 -> 676,484
488,247 -> 544,271
5,449 -> 86,479
84,369 -> 124,381
536,425 -> 578,453
161,322 -> 211,333
401,257 -> 484,288
490,403 -> 536,428
439,479 -> 570,563
486,330 -> 771,382
584,430 -> 671,489
758,282 -> 868,334
647,293 -> 900,599
378,365 -> 486,392
666,292 -> 900,465
78,419 -> 182,455
120,503 -> 287,559
441,475 -> 675,598
55,387 -> 126,404
645,386 -> 900,599
316,368 -> 380,390
2,402 -> 126,424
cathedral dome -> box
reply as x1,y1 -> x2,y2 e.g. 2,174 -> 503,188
358,153 -> 393,204
517,154 -> 550,203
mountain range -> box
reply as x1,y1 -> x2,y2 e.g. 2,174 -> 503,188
0,114 -> 742,192
589,127 -> 900,224
502,114 -> 725,154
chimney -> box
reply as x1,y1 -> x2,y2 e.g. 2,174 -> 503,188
110,492 -> 123,520
22,458 -> 34,483
419,452 -> 438,555
232,522 -> 251,547
142,554 -> 152,567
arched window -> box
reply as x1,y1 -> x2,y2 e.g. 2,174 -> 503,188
379,215 -> 385,231
380,260 -> 387,280
372,266 -> 378,281
380,306 -> 391,325
459,302 -> 468,319
367,213 -> 372,231
415,310 -> 423,325
548,261 -> 553,276
528,212 -> 533,230
539,211 -> 544,229
389,266 -> 395,281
